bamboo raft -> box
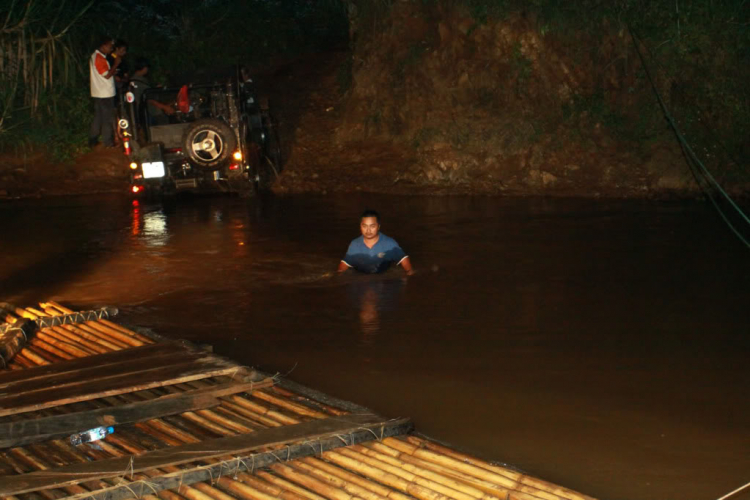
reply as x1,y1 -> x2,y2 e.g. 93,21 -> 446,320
0,302 -> 596,500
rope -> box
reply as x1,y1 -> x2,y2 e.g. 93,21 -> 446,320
629,26 -> 750,249
715,481 -> 750,500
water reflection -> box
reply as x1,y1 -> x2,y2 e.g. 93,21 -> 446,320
130,200 -> 170,247
347,276 -> 405,344
143,212 -> 168,246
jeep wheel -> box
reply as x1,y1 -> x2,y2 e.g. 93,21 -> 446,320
182,119 -> 236,170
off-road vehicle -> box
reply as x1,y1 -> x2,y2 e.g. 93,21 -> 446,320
118,68 -> 281,196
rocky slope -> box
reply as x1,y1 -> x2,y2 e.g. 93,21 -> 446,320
273,2 -> 739,197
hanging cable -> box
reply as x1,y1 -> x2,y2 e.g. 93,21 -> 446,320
628,26 -> 750,249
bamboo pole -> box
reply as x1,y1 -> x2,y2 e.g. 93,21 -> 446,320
321,450 -> 455,500
386,439 -> 565,500
158,489 -> 188,500
227,395 -> 301,425
16,307 -> 128,351
178,485 -> 217,500
43,302 -> 152,344
181,410 -> 244,436
292,459 -> 394,500
35,305 -> 132,349
217,477 -> 294,500
46,326 -> 108,354
269,462 -> 360,500
7,442 -> 101,496
10,351 -> 36,368
334,447 -> 479,500
52,396 -> 232,492
192,483 -> 239,500
351,445 -> 506,500
49,324 -> 122,352
212,405 -> 267,431
255,470 -> 328,500
35,329 -> 97,357
29,337 -> 75,360
364,442 -> 529,500
77,320 -> 146,347
269,386 -> 348,416
232,472 -> 312,500
21,344 -> 52,365
251,391 -> 328,419
220,398 -> 286,428
298,457 -> 411,500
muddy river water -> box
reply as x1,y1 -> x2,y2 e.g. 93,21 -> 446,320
1,193 -> 748,500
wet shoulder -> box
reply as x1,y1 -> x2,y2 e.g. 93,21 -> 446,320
377,233 -> 400,249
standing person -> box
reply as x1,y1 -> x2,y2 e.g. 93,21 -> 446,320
129,58 -> 175,124
88,37 -> 122,148
338,209 -> 414,275
108,40 -> 129,99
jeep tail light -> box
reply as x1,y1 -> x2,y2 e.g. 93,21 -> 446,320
229,164 -> 239,171
132,185 -> 142,194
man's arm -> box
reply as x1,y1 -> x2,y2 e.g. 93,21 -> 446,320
147,100 -> 176,115
104,56 -> 122,79
399,256 -> 414,275
338,260 -> 351,273
104,47 -> 126,79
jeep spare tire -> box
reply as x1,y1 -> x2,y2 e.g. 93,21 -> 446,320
182,119 -> 236,170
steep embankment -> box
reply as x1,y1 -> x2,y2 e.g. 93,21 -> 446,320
0,149 -> 128,199
273,3 -> 740,197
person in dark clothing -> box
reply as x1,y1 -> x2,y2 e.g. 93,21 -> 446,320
129,58 -> 175,125
338,209 -> 414,275
107,40 -> 129,99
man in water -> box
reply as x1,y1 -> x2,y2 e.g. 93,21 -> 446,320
338,210 -> 414,275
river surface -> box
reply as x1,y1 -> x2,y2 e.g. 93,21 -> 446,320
1,193 -> 748,500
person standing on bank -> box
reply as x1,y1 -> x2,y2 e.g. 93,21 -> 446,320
338,210 -> 414,275
88,37 -> 123,148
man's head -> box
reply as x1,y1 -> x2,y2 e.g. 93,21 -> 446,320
113,39 -> 128,57
97,36 -> 114,54
133,58 -> 150,76
360,209 -> 381,241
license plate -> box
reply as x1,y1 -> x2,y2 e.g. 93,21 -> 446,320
142,162 -> 165,179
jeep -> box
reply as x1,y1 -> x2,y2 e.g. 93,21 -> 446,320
118,67 -> 281,196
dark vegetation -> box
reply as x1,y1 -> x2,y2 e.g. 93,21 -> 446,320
0,0 -> 747,191
0,0 -> 349,162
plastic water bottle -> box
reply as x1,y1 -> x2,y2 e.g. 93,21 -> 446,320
70,426 -> 114,446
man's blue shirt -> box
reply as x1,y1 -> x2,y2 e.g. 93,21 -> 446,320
342,234 -> 407,274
